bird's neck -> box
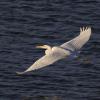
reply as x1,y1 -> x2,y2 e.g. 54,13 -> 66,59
46,45 -> 52,50
45,46 -> 52,55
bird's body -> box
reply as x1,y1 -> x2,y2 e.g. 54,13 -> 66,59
17,27 -> 91,74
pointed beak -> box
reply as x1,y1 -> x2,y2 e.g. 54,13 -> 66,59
36,45 -> 45,49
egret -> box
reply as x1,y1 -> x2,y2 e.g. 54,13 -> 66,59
17,27 -> 91,74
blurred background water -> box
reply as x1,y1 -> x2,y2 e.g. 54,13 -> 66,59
0,0 -> 100,100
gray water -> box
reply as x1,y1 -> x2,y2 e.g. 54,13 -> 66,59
0,0 -> 100,100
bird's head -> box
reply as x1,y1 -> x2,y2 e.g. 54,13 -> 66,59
36,45 -> 51,49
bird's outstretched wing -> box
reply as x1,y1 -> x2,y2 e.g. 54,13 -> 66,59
60,27 -> 91,51
17,47 -> 69,74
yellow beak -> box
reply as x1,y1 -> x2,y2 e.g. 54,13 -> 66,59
36,45 -> 45,49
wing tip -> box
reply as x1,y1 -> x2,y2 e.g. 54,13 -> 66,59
80,26 -> 91,33
16,71 -> 25,75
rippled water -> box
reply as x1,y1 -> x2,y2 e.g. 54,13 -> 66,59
0,0 -> 100,100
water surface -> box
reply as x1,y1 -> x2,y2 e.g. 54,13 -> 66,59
0,0 -> 100,100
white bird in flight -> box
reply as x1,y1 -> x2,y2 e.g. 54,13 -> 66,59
17,27 -> 91,74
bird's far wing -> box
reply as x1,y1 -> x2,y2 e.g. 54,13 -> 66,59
16,48 -> 65,74
60,27 -> 91,51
